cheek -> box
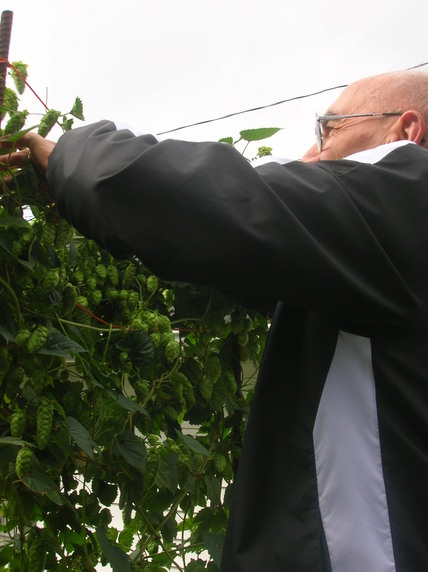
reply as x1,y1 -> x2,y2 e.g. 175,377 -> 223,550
323,130 -> 371,160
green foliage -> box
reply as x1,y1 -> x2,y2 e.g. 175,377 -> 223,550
219,127 -> 280,161
0,64 -> 270,571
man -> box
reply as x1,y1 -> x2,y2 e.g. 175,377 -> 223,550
4,70 -> 428,571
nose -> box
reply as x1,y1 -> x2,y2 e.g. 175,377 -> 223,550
301,143 -> 321,163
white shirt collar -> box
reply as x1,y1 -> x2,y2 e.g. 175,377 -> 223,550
344,140 -> 414,164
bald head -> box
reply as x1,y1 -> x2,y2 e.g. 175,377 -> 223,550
346,71 -> 428,117
302,70 -> 428,162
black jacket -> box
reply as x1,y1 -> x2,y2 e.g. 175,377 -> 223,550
47,122 -> 428,571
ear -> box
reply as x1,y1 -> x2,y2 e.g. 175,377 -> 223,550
395,110 -> 426,144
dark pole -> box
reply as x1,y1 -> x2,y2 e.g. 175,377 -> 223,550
0,10 -> 13,129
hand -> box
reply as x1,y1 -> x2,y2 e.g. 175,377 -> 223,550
0,131 -> 56,175
18,132 -> 56,174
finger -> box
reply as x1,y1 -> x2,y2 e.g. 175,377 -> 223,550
0,149 -> 31,171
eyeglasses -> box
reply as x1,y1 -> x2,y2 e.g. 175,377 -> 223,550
315,112 -> 403,151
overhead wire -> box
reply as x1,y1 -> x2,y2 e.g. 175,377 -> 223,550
156,61 -> 428,136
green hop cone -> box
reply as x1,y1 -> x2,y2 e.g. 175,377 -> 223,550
164,404 -> 178,421
38,109 -> 61,137
105,286 -> 119,300
28,369 -> 44,392
144,448 -> 159,487
127,290 -> 139,310
237,330 -> 249,346
157,313 -> 171,334
41,222 -> 56,247
15,329 -> 31,347
211,377 -> 228,412
11,239 -> 24,257
15,447 -> 33,478
165,340 -> 180,363
90,289 -> 102,305
72,269 -> 84,284
199,376 -> 213,402
161,331 -> 175,346
41,269 -> 59,294
1,87 -> 18,119
3,110 -> 28,134
28,538 -> 46,572
122,263 -> 136,289
54,217 -> 73,248
10,409 -> 26,438
76,295 -> 88,308
86,276 -> 97,290
10,366 -> 25,383
213,453 -> 228,473
146,275 -> 158,294
177,453 -> 192,485
205,356 -> 222,382
62,283 -> 77,313
36,399 -> 54,449
150,332 -> 162,348
107,264 -> 119,286
223,371 -> 238,394
10,61 -> 28,94
95,263 -> 107,280
27,325 -> 49,354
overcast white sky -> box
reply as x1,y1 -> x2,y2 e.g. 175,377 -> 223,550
4,0 -> 428,159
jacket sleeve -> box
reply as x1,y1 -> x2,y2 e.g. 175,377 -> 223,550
46,120 -> 428,327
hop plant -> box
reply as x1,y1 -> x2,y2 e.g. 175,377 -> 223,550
0,61 -> 271,571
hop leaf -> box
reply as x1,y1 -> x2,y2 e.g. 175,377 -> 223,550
69,96 -> 85,120
239,127 -> 281,142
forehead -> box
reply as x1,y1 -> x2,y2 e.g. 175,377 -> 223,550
326,77 -> 385,115
326,83 -> 365,115
327,77 -> 388,116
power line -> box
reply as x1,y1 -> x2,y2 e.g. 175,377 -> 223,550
156,84 -> 346,135
157,61 -> 428,136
